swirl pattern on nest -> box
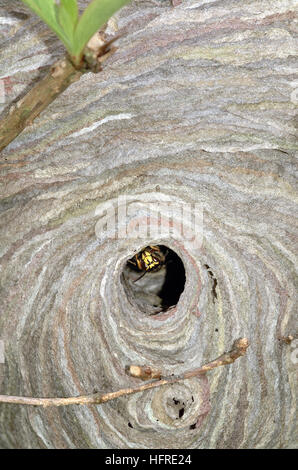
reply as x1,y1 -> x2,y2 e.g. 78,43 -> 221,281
0,0 -> 297,449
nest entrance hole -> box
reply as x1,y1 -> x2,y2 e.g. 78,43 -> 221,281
122,245 -> 186,315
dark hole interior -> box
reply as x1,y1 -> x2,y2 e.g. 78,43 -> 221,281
122,245 -> 186,315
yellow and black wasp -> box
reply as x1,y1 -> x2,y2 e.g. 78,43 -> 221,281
127,245 -> 166,282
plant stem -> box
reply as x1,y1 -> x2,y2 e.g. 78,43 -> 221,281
0,338 -> 249,407
0,34 -> 117,155
0,57 -> 82,154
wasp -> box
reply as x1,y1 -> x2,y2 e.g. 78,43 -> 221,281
127,245 -> 166,282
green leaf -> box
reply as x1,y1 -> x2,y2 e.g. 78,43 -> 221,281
73,0 -> 130,58
20,0 -> 131,66
20,0 -> 74,53
58,0 -> 79,41
60,0 -> 78,25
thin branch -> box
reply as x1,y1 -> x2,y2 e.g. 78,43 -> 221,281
0,338 -> 249,407
125,364 -> 162,380
0,37 -> 116,154
0,57 -> 82,154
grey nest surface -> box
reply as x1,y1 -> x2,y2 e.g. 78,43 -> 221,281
0,0 -> 297,449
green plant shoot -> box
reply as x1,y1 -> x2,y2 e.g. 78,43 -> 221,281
20,0 -> 131,66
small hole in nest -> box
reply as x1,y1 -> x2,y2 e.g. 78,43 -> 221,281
122,245 -> 186,315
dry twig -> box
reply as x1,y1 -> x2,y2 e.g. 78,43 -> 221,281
278,335 -> 294,344
125,365 -> 162,380
0,338 -> 249,407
